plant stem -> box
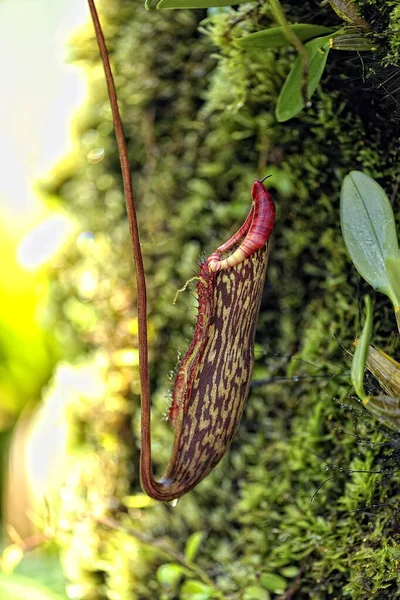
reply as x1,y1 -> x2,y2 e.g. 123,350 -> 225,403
269,0 -> 309,105
87,0 -> 154,492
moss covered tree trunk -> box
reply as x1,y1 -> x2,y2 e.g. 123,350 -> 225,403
41,0 -> 400,598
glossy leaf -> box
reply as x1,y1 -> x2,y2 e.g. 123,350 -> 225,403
237,24 -> 336,50
340,171 -> 400,308
275,34 -> 331,122
351,295 -> 372,401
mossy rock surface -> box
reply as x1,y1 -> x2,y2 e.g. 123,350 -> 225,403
41,0 -> 400,598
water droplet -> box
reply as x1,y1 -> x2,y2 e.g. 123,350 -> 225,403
169,498 -> 179,508
325,466 -> 330,471
87,147 -> 105,164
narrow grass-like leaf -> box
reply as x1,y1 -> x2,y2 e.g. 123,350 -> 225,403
351,295 -> 373,401
156,0 -> 240,8
237,24 -> 336,50
275,34 -> 331,122
340,171 -> 400,308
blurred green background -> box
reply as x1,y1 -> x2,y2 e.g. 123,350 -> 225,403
0,0 -> 87,597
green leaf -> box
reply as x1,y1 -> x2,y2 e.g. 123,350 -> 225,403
280,566 -> 299,578
184,532 -> 205,564
156,563 -> 189,587
181,579 -> 217,600
340,171 -> 400,308
260,572 -> 287,592
351,296 -> 373,401
237,24 -> 336,50
275,34 -> 331,122
329,31 -> 375,51
0,573 -> 68,600
243,585 -> 271,600
156,0 -> 241,9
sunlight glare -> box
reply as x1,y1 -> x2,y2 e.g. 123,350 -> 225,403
16,213 -> 73,270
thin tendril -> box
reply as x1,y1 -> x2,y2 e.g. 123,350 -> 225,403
87,0 -> 153,484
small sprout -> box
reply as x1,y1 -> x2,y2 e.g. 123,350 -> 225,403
351,295 -> 372,402
184,532 -> 205,564
156,563 -> 190,588
181,579 -> 219,599
352,296 -> 400,430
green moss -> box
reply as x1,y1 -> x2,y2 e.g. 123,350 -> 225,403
39,0 -> 400,598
